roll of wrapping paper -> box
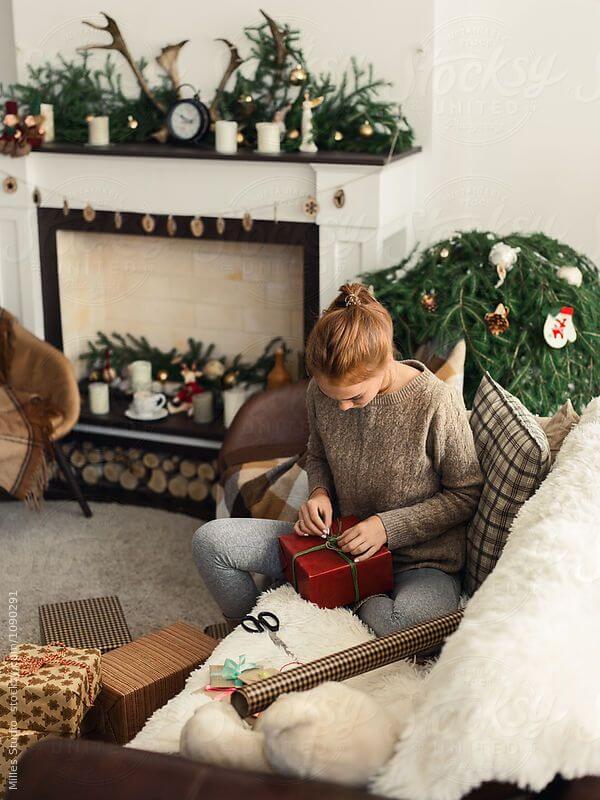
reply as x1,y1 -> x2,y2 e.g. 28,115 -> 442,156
231,610 -> 463,717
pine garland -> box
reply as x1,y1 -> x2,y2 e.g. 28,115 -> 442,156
362,231 -> 600,415
217,20 -> 413,154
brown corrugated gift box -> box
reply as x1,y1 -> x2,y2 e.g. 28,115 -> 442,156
84,621 -> 217,745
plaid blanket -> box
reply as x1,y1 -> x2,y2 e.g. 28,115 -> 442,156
0,309 -> 54,506
216,452 -> 309,522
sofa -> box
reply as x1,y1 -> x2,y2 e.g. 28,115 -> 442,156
13,382 -> 599,800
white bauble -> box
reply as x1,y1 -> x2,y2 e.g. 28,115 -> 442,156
489,241 -> 521,288
203,358 -> 226,380
556,265 -> 583,287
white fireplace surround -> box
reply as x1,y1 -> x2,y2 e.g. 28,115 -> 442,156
0,148 -> 421,337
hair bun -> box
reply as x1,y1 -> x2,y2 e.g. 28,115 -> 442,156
337,282 -> 374,310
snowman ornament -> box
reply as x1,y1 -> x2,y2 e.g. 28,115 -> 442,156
543,306 -> 577,349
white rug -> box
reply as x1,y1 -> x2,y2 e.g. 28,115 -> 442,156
128,582 -> 426,754
372,397 -> 600,799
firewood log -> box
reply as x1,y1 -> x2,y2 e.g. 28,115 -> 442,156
188,479 -> 209,502
168,474 -> 189,498
82,464 -> 102,485
119,470 -> 139,491
197,462 -> 216,482
179,459 -> 197,479
81,440 -> 94,452
103,449 -> 115,462
143,452 -> 161,469
103,462 -> 125,483
70,450 -> 86,469
148,468 -> 168,494
162,458 -> 176,473
130,460 -> 147,480
88,449 -> 103,464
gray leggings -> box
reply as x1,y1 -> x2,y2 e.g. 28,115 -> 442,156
192,518 -> 461,637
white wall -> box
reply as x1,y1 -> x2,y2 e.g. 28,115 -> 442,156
420,0 -> 600,262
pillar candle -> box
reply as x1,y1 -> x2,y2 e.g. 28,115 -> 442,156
256,122 -> 280,154
215,120 -> 238,154
40,103 -> 54,142
192,391 -> 215,424
223,386 -> 249,428
129,360 -> 152,392
88,115 -> 110,146
89,382 -> 109,415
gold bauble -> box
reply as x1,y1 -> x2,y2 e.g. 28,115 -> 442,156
333,130 -> 344,142
157,369 -> 169,382
236,131 -> 245,144
287,128 -> 300,140
421,292 -> 438,313
83,203 -> 96,223
439,247 -> 450,259
141,213 -> 156,233
289,63 -> 307,85
88,370 -> 100,382
127,115 -> 138,130
222,370 -> 239,388
190,216 -> 204,237
238,94 -> 255,116
358,120 -> 374,137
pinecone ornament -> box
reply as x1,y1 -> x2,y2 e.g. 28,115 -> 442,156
484,303 -> 510,336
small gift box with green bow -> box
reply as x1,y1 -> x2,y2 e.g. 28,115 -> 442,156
209,656 -> 258,689
279,516 -> 394,609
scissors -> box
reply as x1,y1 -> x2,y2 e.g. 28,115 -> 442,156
241,611 -> 298,661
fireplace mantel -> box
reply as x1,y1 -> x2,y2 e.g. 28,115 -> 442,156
0,143 -> 422,337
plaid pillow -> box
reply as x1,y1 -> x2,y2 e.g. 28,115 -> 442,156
465,373 -> 551,595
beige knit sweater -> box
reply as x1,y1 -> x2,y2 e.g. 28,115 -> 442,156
305,360 -> 483,574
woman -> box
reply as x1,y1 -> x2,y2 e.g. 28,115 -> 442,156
193,283 -> 482,636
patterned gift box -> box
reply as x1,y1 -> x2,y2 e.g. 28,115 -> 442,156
0,727 -> 48,792
0,642 -> 102,736
279,516 -> 394,609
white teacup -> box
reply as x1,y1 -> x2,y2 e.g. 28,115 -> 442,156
132,391 -> 166,417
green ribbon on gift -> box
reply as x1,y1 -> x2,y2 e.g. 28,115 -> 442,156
291,534 -> 361,603
220,655 -> 257,687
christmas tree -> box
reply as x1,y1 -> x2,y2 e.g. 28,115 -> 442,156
362,231 -> 600,415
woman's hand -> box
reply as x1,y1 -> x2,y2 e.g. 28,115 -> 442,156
336,516 -> 388,562
294,488 -> 333,537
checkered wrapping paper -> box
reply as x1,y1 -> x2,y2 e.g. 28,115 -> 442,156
464,373 -> 551,596
39,596 -> 132,653
231,610 -> 463,717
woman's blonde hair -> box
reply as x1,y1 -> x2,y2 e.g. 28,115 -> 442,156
305,283 -> 394,382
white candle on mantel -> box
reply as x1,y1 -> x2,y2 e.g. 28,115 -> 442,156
88,115 -> 110,146
256,122 -> 280,154
89,382 -> 110,415
40,103 -> 54,142
215,120 -> 238,154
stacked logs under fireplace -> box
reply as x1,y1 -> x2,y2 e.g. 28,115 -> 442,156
50,439 -> 219,518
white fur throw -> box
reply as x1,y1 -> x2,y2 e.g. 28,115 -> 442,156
372,397 -> 600,800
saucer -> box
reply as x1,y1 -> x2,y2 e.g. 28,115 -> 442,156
125,407 -> 168,422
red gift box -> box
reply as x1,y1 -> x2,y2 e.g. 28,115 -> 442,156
279,515 -> 394,609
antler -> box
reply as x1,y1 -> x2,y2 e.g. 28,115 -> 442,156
260,9 -> 288,66
210,38 -> 243,122
156,40 -> 189,93
79,13 -> 167,114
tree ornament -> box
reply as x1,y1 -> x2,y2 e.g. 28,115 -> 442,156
489,241 -> 520,288
156,368 -> 169,383
556,265 -> 583,287
83,203 -> 96,222
300,91 -> 323,154
222,369 -> 239,388
203,358 -> 226,380
166,214 -> 177,236
102,349 -> 117,383
421,291 -> 438,313
287,128 -> 300,140
289,63 -> 307,85
238,94 -> 255,117
303,196 -> 319,219
32,187 -> 42,206
439,247 -> 450,259
543,306 -> 577,349
333,130 -> 344,142
236,131 -> 245,144
242,212 -> 253,232
484,303 -> 510,336
359,120 -> 374,137
127,114 -> 138,129
2,176 -> 17,193
142,213 -> 155,233
167,362 -> 204,416
62,198 -> 70,216
114,210 -> 123,230
88,369 -> 100,382
190,216 -> 204,237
